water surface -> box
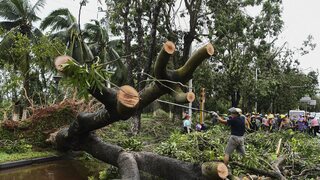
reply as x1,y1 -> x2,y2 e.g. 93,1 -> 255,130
0,160 -> 90,180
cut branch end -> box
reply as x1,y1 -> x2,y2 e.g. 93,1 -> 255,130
206,43 -> 214,56
117,85 -> 139,108
116,85 -> 140,119
164,41 -> 175,54
54,55 -> 73,72
201,162 -> 228,179
186,92 -> 195,102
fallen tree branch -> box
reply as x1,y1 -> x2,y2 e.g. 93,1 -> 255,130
118,152 -> 140,180
230,161 -> 283,179
80,133 -> 208,180
272,155 -> 286,180
290,167 -> 320,179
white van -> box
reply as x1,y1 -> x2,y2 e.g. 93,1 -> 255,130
289,110 -> 305,121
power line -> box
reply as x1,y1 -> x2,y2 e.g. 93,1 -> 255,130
156,99 -> 214,113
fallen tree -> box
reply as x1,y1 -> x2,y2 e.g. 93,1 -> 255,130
49,41 -> 229,179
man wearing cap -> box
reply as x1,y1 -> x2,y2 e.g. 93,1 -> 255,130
213,107 -> 246,165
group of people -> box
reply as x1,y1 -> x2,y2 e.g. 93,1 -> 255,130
242,112 -> 320,137
182,111 -> 206,133
182,108 -> 320,167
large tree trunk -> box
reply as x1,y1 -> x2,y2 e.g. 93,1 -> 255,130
52,42 -> 216,179
23,53 -> 31,105
123,0 -> 134,86
231,90 -> 241,107
180,0 -> 202,65
131,0 -> 145,134
131,110 -> 142,135
144,1 -> 162,77
52,110 -> 228,180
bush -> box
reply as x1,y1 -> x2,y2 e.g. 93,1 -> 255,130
120,137 -> 143,151
0,139 -> 32,154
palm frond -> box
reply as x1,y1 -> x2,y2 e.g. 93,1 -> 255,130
30,0 -> 46,14
10,0 -> 27,18
41,16 -> 69,31
0,0 -> 20,20
0,19 -> 22,30
84,20 -> 108,44
40,8 -> 76,31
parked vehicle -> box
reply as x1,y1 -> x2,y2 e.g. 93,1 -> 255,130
289,110 -> 305,121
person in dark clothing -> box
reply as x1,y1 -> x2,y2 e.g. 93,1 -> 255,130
250,114 -> 258,131
213,107 -> 245,165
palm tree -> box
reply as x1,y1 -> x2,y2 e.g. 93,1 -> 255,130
40,8 -> 76,33
0,0 -> 45,36
84,20 -> 127,86
0,0 -> 46,119
83,20 -> 108,62
0,0 -> 46,95
40,8 -> 93,64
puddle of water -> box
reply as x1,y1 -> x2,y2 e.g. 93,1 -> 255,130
0,160 -> 91,180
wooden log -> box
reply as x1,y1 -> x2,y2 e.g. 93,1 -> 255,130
201,162 -> 228,180
173,43 -> 214,82
138,82 -> 167,110
118,152 -> 140,180
117,85 -> 140,118
79,134 -> 207,180
154,41 -> 175,79
172,91 -> 195,103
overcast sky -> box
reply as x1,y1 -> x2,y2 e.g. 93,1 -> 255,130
31,0 -> 320,74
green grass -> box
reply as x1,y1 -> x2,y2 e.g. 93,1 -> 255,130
0,151 -> 58,163
97,112 -> 182,151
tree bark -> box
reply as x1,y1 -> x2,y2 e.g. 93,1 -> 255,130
131,110 -> 142,135
58,132 -> 211,180
122,0 -> 134,86
131,0 -> 145,134
231,90 -> 241,107
144,0 -> 162,77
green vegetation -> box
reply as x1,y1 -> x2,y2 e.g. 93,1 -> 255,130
1,102 -> 319,178
0,151 -> 57,163
97,113 -> 320,178
0,102 -> 77,148
0,102 -> 78,164
98,111 -> 181,151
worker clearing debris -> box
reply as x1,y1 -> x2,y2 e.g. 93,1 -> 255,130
212,107 -> 246,166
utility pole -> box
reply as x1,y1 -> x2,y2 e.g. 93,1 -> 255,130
188,79 -> 193,116
188,43 -> 193,118
255,67 -> 258,113
200,88 -> 205,125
